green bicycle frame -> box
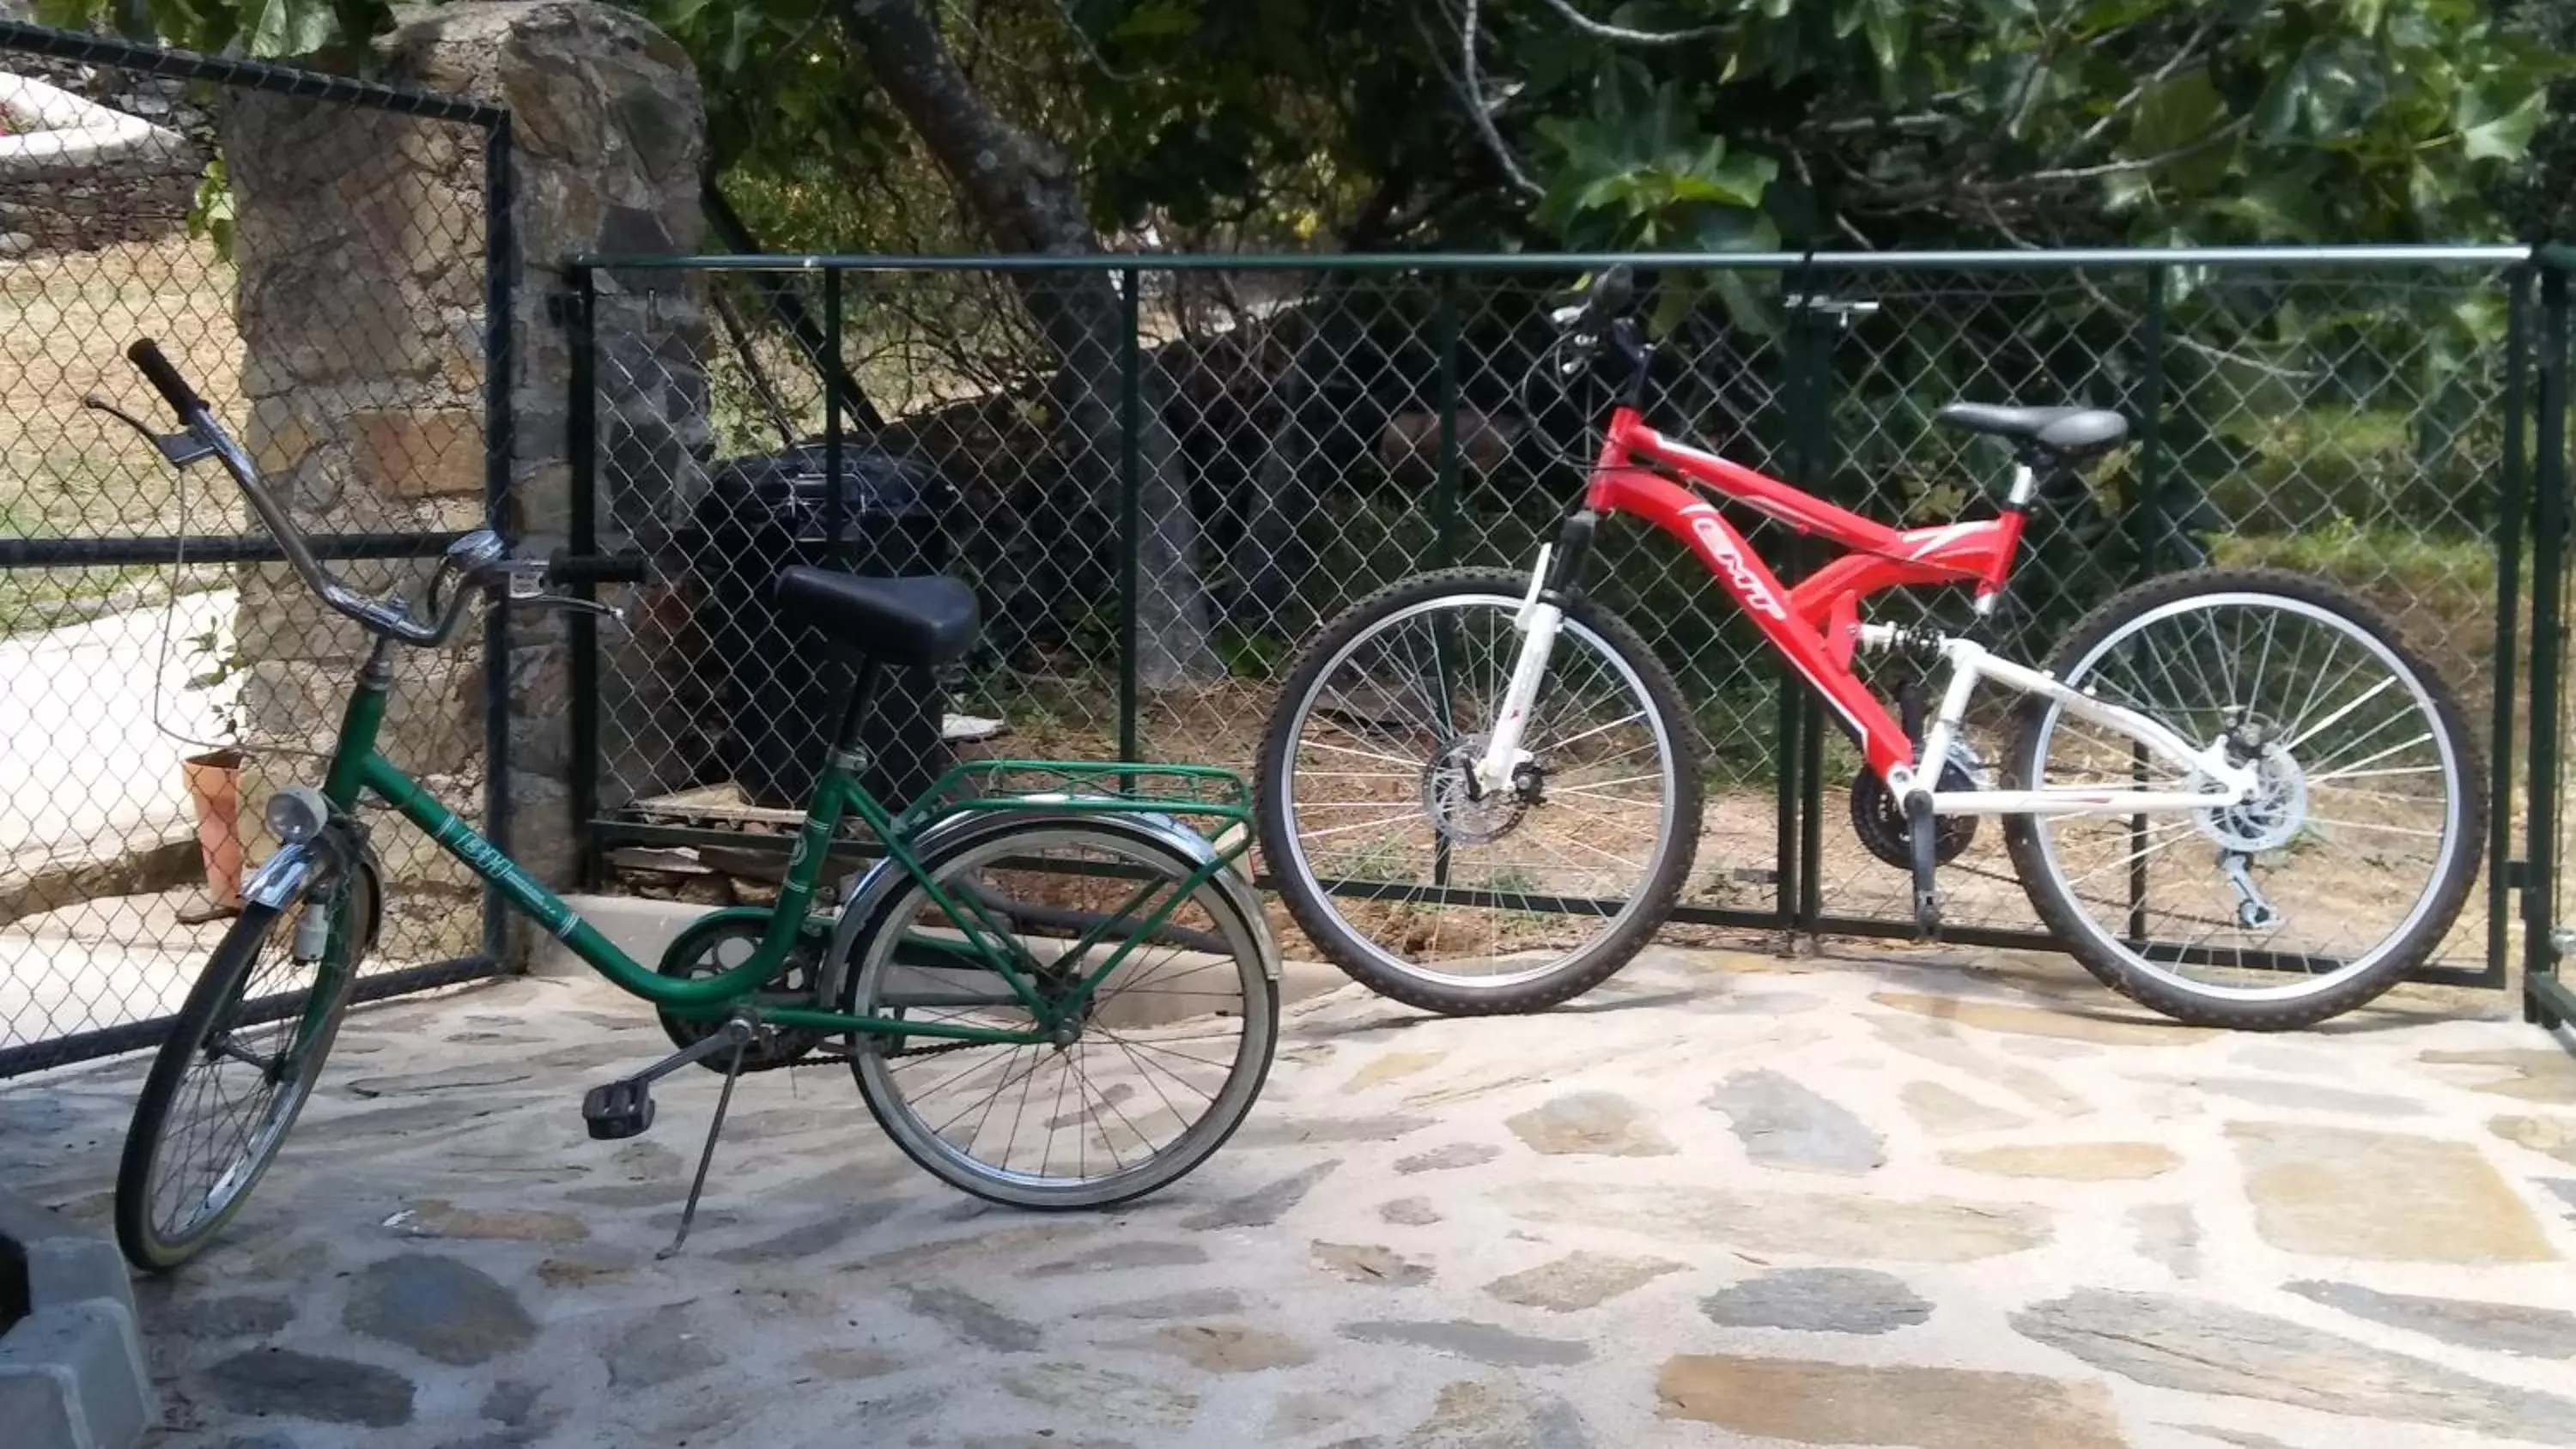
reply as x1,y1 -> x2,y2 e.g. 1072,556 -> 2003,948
309,652 -> 1249,1048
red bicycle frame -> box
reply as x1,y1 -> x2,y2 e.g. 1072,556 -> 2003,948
1582,405 -> 2025,780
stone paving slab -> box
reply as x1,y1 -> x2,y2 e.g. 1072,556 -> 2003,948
4,940 -> 2574,1448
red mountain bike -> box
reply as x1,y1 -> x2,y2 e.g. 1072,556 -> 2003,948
1257,267 -> 2483,1030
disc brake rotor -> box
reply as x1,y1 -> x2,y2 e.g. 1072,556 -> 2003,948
2191,731 -> 2308,855
1422,732 -> 1534,846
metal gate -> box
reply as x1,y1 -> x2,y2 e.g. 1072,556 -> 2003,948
0,21 -> 515,1076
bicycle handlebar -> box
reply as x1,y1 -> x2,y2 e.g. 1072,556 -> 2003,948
127,339 -> 208,418
111,340 -> 522,648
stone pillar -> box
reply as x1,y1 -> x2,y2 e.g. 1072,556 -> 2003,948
226,1 -> 704,965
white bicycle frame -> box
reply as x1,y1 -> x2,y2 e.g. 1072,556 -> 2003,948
1475,594 -> 2260,818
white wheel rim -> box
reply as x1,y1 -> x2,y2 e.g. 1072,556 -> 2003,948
1274,590 -> 1684,993
2029,590 -> 2465,1003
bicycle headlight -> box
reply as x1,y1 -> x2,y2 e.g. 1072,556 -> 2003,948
264,785 -> 331,845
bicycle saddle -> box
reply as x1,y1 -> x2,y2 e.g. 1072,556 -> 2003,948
774,567 -> 978,667
1935,403 -> 2129,455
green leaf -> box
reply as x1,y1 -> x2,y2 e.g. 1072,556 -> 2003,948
653,0 -> 721,35
1699,147 -> 1778,207
1690,204 -> 1781,252
1861,0 -> 1906,76
2128,67 -> 2223,159
2458,87 -> 2545,163
1706,270 -> 1779,337
2211,163 -> 2333,239
1110,0 -> 1200,41
240,0 -> 337,58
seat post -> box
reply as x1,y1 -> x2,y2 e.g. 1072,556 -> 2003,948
831,655 -> 884,755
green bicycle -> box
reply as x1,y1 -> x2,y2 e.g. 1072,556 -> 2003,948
94,340 -> 1281,1273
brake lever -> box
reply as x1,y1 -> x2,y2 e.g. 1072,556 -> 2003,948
82,392 -> 213,466
499,559 -> 629,630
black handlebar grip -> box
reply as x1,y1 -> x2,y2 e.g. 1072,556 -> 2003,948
127,339 -> 206,419
545,549 -> 651,585
1589,264 -> 1636,318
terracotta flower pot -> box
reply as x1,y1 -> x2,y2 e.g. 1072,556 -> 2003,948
179,748 -> 246,911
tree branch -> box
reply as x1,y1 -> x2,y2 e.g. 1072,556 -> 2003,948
1456,0 -> 1545,197
2021,117 -> 2247,184
1528,0 -> 1728,45
1047,0 -> 1147,82
2075,19 -> 2217,147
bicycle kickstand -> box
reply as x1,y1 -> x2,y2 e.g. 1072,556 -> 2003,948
659,1023 -> 753,1260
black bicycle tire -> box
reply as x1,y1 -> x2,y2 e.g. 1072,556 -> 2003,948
840,811 -> 1279,1209
2002,566 -> 2487,1030
1256,567 -> 1704,1016
113,882 -> 362,1272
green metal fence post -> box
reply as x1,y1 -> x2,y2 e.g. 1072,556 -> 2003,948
1429,270 -> 1464,887
2525,259 -> 2573,1032
1432,272 -> 1462,568
2124,265 -> 2172,943
2488,267 -> 2531,989
479,114 -> 515,964
2136,265 -> 2169,577
1777,267 -> 1819,932
1119,266 -> 1143,766
1793,287 -> 1832,934
566,264 -> 601,890
823,270 -> 844,543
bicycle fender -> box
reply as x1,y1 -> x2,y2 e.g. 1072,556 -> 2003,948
817,806 -> 1279,1010
241,831 -> 386,957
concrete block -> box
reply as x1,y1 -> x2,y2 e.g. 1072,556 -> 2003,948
0,1363 -> 82,1447
0,1188 -> 151,1449
0,1301 -> 152,1449
0,1196 -> 131,1313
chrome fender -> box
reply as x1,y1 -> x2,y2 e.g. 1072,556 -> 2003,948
817,801 -> 1279,1010
241,831 -> 386,958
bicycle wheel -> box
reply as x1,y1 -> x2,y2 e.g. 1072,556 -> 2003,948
2003,567 -> 2484,1029
1256,567 -> 1701,1015
114,868 -> 374,1271
843,812 -> 1277,1209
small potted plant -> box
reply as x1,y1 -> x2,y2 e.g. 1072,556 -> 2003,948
177,624 -> 250,924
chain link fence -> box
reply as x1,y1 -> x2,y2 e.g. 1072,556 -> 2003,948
0,21 -> 513,1076
562,247 -> 2543,991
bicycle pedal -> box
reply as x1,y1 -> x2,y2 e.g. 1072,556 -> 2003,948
581,1078 -> 655,1141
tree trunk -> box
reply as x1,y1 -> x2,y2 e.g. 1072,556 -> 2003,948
833,0 -> 1221,691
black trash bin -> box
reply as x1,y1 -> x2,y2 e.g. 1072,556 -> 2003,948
695,443 -> 959,811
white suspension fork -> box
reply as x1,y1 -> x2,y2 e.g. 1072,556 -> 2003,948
1476,546 -> 1558,795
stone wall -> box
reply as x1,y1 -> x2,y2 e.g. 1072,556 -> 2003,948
225,0 -> 705,963
0,27 -> 214,253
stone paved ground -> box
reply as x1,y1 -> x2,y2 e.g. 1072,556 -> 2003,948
6,940 -> 2576,1449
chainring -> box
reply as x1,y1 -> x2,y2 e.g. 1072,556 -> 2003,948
1850,749 -> 1983,870
654,912 -> 831,1072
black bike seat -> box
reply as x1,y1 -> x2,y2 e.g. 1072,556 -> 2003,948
1935,403 -> 2129,456
773,567 -> 978,668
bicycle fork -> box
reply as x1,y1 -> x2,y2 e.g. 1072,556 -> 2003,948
1473,512 -> 1598,796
